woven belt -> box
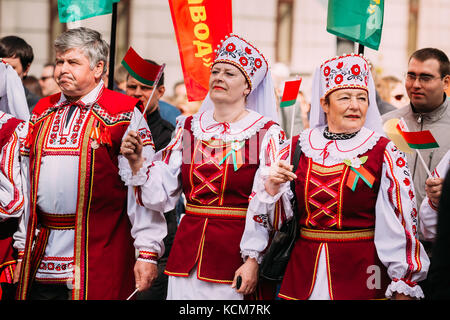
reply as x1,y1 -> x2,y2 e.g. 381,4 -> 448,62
39,212 -> 76,230
300,227 -> 375,242
185,203 -> 247,219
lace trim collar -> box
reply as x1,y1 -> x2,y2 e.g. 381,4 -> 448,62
191,109 -> 271,142
299,125 -> 381,165
323,126 -> 359,140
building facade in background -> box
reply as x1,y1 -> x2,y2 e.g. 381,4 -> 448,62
1,0 -> 449,100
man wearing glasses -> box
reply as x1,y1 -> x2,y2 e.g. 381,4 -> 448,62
383,48 -> 450,206
382,48 -> 450,298
38,63 -> 60,97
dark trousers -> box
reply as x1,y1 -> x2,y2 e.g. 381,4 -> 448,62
29,282 -> 72,300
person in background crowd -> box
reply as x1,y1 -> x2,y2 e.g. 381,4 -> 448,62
0,36 -> 40,111
13,27 -> 166,300
164,80 -> 201,117
382,50 -> 450,297
23,75 -> 42,99
39,63 -> 60,97
125,60 -> 178,300
120,34 -> 283,300
377,75 -> 409,109
0,61 -> 29,300
382,48 -> 450,208
243,53 -> 429,300
114,64 -> 128,93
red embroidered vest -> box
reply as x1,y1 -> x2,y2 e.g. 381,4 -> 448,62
279,135 -> 391,300
17,89 -> 143,300
165,116 -> 276,283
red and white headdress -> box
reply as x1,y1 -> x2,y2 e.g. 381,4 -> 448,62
320,54 -> 371,97
214,34 -> 268,93
309,53 -> 384,135
199,34 -> 278,122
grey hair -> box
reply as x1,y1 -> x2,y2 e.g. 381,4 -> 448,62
54,27 -> 109,75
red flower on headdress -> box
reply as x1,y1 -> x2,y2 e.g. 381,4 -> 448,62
337,61 -> 344,69
239,56 -> 248,66
226,43 -> 235,52
351,64 -> 361,76
245,47 -> 252,55
323,66 -> 331,76
334,74 -> 343,84
254,58 -> 262,69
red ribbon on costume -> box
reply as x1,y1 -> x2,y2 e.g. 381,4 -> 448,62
206,122 -> 231,134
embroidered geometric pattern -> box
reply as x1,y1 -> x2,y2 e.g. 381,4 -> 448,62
190,141 -> 225,206
92,104 -> 133,126
306,162 -> 346,228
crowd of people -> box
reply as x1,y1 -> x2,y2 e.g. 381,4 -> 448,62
0,26 -> 449,301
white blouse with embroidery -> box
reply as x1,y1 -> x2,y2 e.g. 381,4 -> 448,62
120,109 -> 285,214
0,112 -> 28,222
419,150 -> 450,241
241,125 -> 430,299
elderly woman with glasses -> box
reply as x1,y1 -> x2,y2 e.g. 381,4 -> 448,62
240,53 -> 430,300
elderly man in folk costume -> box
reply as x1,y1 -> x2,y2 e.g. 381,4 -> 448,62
241,53 -> 430,300
14,27 -> 167,300
121,34 -> 284,300
0,60 -> 29,299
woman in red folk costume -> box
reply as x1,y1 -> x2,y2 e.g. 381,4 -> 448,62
0,60 -> 29,299
121,34 -> 284,299
241,54 -> 430,300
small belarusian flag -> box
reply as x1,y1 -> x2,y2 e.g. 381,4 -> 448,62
121,47 -> 162,87
280,79 -> 302,108
396,119 -> 439,149
57,0 -> 120,23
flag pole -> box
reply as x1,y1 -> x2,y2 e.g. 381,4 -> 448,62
126,288 -> 139,300
108,1 -> 118,90
287,77 -> 302,165
136,64 -> 166,129
287,99 -> 297,165
415,149 -> 432,177
358,43 -> 365,55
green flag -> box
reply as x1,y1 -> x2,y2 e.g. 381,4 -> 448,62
58,0 -> 120,23
327,0 -> 384,50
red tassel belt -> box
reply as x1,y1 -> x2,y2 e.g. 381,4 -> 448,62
38,212 -> 76,230
300,227 -> 375,242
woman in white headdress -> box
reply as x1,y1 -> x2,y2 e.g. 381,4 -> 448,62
0,60 -> 29,299
120,34 -> 285,299
240,54 -> 430,300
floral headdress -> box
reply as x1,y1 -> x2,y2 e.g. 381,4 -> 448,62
213,34 -> 268,93
320,53 -> 371,98
198,34 -> 279,122
309,53 -> 384,136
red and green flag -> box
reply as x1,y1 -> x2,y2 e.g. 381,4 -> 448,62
396,119 -> 439,149
280,79 -> 302,108
121,47 -> 163,87
327,0 -> 384,50
57,0 -> 120,23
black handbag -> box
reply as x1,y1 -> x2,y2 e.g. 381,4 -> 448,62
259,141 -> 302,282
